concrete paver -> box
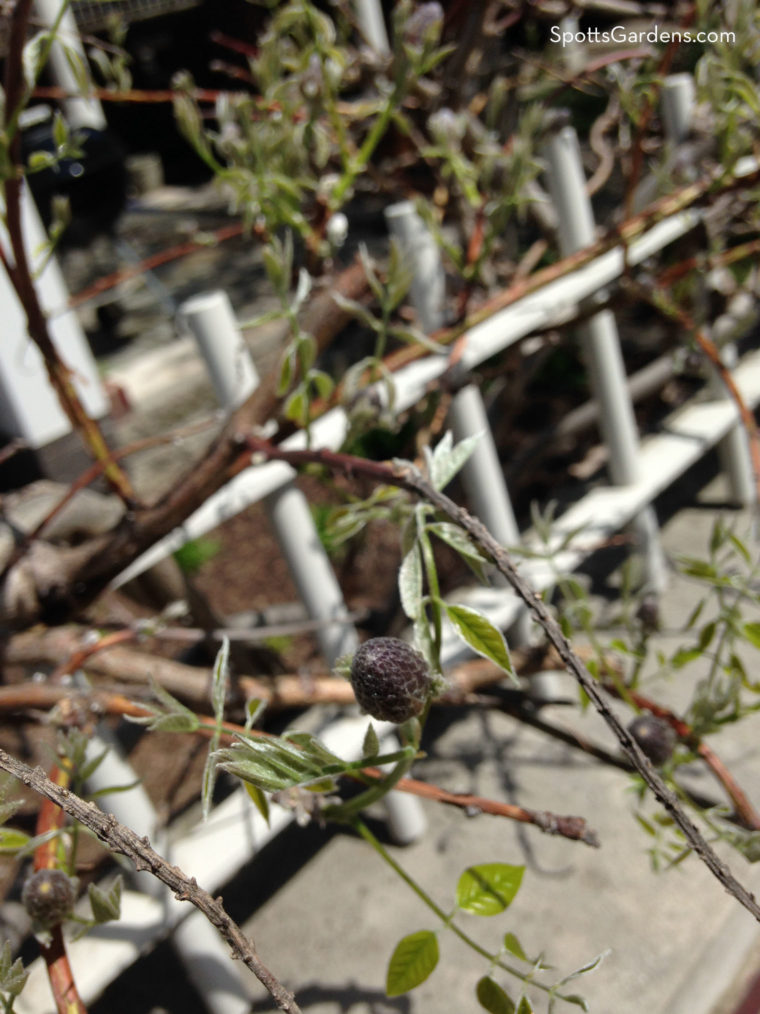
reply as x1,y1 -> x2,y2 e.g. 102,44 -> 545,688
238,473 -> 760,1014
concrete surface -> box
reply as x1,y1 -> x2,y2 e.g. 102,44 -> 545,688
230,471 -> 760,1014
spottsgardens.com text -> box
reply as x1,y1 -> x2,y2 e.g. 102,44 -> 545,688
550,25 -> 736,47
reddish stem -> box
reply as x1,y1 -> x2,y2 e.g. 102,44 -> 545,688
33,764 -> 89,1014
615,687 -> 760,831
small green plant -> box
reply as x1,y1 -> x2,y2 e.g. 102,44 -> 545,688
0,941 -> 27,1014
172,535 -> 223,575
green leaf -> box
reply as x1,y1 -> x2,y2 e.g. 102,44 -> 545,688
456,863 -> 524,916
516,998 -> 534,1014
309,369 -> 334,400
362,722 -> 380,759
52,110 -> 68,150
284,385 -> 309,426
217,731 -> 346,794
743,623 -> 760,650
560,996 -> 589,1011
0,939 -> 27,998
128,679 -> 200,733
428,521 -> 488,581
425,431 -> 482,491
386,930 -> 439,996
443,604 -> 515,681
202,637 -> 231,819
697,621 -> 716,652
88,876 -> 122,924
476,976 -> 515,1013
671,647 -> 701,669
211,637 -> 230,722
331,291 -> 379,331
243,781 -> 270,824
503,932 -> 529,961
0,828 -> 31,853
399,542 -> 424,620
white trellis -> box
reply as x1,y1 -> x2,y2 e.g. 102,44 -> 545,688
15,65 -> 760,1014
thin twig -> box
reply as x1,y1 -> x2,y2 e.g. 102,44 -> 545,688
363,767 -> 599,846
0,680 -> 600,846
609,685 -> 760,831
629,280 -> 760,503
241,437 -> 760,923
32,764 -> 88,1014
0,750 -> 303,1014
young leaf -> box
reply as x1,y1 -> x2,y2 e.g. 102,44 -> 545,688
0,828 -> 31,853
362,722 -> 380,759
127,679 -> 200,733
88,876 -> 122,924
386,930 -> 439,996
456,863 -> 524,916
0,940 -> 27,998
476,976 -> 515,1014
399,542 -> 424,620
443,604 -> 515,681
743,622 -> 760,651
243,781 -> 270,825
428,521 -> 488,581
503,932 -> 529,961
425,431 -> 482,491
211,637 -> 230,723
202,637 -> 231,819
516,998 -> 534,1014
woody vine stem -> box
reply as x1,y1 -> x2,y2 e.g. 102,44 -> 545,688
242,434 -> 760,924
0,748 -> 302,1014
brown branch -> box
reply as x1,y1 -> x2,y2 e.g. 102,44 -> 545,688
0,750 -> 303,1014
1,0 -> 135,505
238,439 -> 760,923
0,677 -> 600,846
4,625 -> 576,712
0,256 -> 369,629
66,223 -> 246,310
628,280 -> 760,502
364,768 -> 599,846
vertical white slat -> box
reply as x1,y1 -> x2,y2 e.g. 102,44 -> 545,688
33,0 -> 107,131
661,75 -> 755,507
544,125 -> 668,590
183,288 -> 424,842
354,0 -> 390,54
386,200 -> 530,640
84,728 -> 255,1014
0,185 -> 109,448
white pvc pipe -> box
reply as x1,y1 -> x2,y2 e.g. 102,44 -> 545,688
84,730 -> 254,1014
33,0 -> 107,131
662,74 -> 695,144
179,285 -> 422,840
0,184 -> 109,447
544,127 -> 642,485
354,0 -> 390,54
449,385 -> 520,547
660,74 -> 755,507
385,201 -> 446,333
385,201 -> 531,637
544,125 -> 668,589
179,290 -> 260,410
264,479 -> 359,668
